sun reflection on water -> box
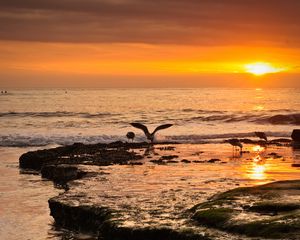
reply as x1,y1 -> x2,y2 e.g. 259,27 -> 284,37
253,105 -> 264,111
252,145 -> 265,153
253,155 -> 262,163
250,164 -> 266,180
246,145 -> 268,180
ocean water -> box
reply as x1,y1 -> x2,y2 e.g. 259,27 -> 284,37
0,88 -> 300,147
1,88 -> 300,240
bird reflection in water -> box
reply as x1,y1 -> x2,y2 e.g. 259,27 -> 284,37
143,145 -> 156,157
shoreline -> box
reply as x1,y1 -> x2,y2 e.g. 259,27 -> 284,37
17,140 -> 300,239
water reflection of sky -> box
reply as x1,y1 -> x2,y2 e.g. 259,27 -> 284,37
243,144 -> 300,184
55,143 -> 300,232
248,145 -> 267,180
2,143 -> 299,239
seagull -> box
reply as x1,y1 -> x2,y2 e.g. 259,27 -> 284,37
130,123 -> 173,143
227,138 -> 243,152
126,131 -> 135,142
255,132 -> 268,142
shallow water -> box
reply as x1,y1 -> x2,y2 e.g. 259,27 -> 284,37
0,147 -> 97,240
53,143 -> 300,238
0,143 -> 299,239
1,88 -> 300,146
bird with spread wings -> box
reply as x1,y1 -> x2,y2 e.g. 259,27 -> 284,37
130,123 -> 173,143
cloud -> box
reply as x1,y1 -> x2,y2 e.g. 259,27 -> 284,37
0,0 -> 300,46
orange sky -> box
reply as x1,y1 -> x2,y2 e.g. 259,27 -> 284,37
1,0 -> 300,88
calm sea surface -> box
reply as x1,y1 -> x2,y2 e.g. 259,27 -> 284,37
0,88 -> 300,146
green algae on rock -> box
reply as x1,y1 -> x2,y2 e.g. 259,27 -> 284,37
192,180 -> 300,239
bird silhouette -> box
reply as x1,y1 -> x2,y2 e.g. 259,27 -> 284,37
227,138 -> 243,152
255,132 -> 268,142
130,123 -> 173,143
126,131 -> 135,142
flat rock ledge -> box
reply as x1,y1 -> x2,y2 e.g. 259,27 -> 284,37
19,142 -> 148,171
19,141 -> 299,240
191,180 -> 300,239
48,197 -> 208,240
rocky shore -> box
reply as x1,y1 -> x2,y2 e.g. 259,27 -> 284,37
191,180 -> 300,239
19,140 -> 300,239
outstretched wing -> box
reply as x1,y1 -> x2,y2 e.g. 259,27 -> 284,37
152,124 -> 173,135
130,123 -> 149,135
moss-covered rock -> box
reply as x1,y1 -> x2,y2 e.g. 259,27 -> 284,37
49,197 -> 210,240
193,208 -> 233,228
191,180 -> 300,239
248,202 -> 300,213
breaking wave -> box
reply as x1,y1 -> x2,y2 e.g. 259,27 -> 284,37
188,113 -> 300,125
0,131 -> 291,147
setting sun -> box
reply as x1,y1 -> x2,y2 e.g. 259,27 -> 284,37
245,62 -> 285,76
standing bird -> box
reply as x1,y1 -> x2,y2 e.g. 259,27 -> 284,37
227,138 -> 243,152
255,132 -> 268,142
130,123 -> 173,143
126,131 -> 135,142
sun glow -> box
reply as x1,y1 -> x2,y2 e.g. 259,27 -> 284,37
251,164 -> 266,180
252,145 -> 265,153
245,62 -> 285,76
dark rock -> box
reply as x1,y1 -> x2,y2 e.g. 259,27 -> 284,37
241,151 -> 250,154
41,165 -> 86,183
267,153 -> 283,159
19,142 -> 143,170
99,224 -> 208,240
156,146 -> 176,151
19,149 -> 58,170
129,162 -> 144,165
48,198 -> 112,232
248,202 -> 300,214
291,129 -> 300,142
159,155 -> 179,160
207,159 -> 221,163
48,198 -> 209,240
181,159 -> 191,163
166,160 -> 179,163
193,160 -> 205,163
271,138 -> 292,143
150,159 -> 165,165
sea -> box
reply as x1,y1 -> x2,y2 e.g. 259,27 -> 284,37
0,88 -> 300,239
1,88 -> 300,146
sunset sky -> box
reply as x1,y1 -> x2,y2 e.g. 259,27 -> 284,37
1,0 -> 300,88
